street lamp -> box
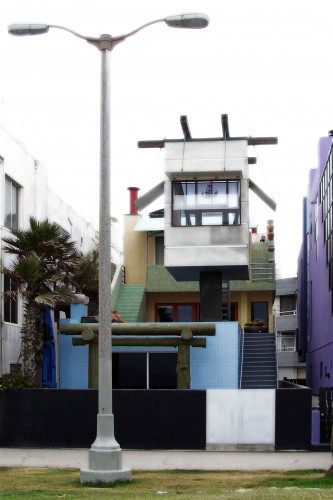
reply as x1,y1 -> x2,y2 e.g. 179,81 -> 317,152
8,12 -> 209,484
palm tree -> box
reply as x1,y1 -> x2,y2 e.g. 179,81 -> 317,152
2,217 -> 81,385
74,249 -> 99,306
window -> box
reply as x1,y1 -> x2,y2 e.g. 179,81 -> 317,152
112,352 -> 177,389
320,144 -> 333,274
172,180 -> 240,227
222,302 -> 238,321
3,275 -> 18,324
280,295 -> 296,315
277,333 -> 296,352
156,303 -> 198,322
251,301 -> 268,327
5,176 -> 19,230
155,236 -> 164,265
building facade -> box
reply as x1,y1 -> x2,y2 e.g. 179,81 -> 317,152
118,205 -> 276,332
298,133 -> 333,394
0,127 -> 111,375
274,277 -> 306,382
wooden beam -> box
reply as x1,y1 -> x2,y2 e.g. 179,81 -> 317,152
180,115 -> 192,139
60,322 -> 215,336
248,157 -> 257,164
221,114 -> 230,138
137,140 -> 165,149
72,337 -> 206,347
248,137 -> 278,145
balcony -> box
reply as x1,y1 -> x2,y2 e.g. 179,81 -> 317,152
275,310 -> 298,332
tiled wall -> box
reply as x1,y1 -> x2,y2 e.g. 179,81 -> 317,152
191,322 -> 240,389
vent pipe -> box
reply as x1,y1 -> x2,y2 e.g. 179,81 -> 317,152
127,187 -> 140,214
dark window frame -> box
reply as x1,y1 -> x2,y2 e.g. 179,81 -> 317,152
4,176 -> 20,230
251,301 -> 269,327
112,352 -> 177,389
3,275 -> 18,324
155,303 -> 199,322
172,180 -> 241,227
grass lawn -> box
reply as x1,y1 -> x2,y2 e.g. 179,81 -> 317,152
0,468 -> 333,499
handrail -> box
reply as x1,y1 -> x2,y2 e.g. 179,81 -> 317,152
239,327 -> 245,389
274,315 -> 279,387
274,309 -> 297,316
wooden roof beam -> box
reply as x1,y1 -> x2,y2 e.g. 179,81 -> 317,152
180,115 -> 192,139
248,137 -> 278,145
221,114 -> 230,139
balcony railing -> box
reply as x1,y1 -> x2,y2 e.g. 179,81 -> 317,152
277,335 -> 296,352
274,309 -> 297,316
250,262 -> 275,282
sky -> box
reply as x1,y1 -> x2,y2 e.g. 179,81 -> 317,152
1,0 -> 333,278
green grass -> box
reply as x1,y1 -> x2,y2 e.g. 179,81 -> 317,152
0,468 -> 333,499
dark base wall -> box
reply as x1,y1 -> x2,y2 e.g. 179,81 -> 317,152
0,388 -> 312,450
275,388 -> 312,450
0,389 -> 206,450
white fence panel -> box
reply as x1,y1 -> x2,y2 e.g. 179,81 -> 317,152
207,389 -> 275,445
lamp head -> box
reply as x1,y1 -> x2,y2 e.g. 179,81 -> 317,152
8,24 -> 49,36
165,13 -> 209,29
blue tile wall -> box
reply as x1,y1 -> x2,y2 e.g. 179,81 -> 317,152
58,319 -> 240,389
58,303 -> 89,388
190,322 -> 239,389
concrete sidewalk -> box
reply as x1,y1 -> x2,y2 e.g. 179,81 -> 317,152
0,448 -> 332,471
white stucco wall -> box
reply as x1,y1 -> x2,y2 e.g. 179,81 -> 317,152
206,389 -> 275,446
0,128 -> 119,374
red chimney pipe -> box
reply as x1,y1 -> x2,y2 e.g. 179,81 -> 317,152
127,187 -> 140,215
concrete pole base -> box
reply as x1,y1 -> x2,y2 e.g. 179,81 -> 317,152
80,466 -> 131,484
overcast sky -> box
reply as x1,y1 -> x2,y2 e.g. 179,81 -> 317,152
1,0 -> 333,278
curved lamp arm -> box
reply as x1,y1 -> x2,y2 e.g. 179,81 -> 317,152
8,13 -> 209,45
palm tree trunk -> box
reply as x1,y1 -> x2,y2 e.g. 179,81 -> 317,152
20,301 -> 43,386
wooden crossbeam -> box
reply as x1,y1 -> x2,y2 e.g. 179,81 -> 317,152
248,137 -> 278,145
60,322 -> 216,336
72,337 -> 206,347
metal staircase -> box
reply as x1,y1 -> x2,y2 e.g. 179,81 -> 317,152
240,333 -> 277,389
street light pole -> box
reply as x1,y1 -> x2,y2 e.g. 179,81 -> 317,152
8,13 -> 209,484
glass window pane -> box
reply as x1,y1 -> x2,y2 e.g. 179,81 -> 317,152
149,353 -> 177,389
202,212 -> 222,225
11,184 -> 18,229
157,306 -> 173,322
177,305 -> 193,322
251,301 -> 268,326
112,353 -> 146,389
3,275 -> 18,324
4,177 -> 19,230
4,177 -> 12,229
155,236 -> 164,265
172,180 -> 240,227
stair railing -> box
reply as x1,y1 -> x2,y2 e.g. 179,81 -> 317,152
274,314 -> 279,387
239,326 -> 245,388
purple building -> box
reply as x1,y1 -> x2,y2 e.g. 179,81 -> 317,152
298,134 -> 333,395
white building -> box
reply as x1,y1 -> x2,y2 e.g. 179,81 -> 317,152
0,127 -> 119,375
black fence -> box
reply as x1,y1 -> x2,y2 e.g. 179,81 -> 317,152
0,387 -> 312,450
0,389 -> 206,449
275,387 -> 312,450
319,387 -> 333,443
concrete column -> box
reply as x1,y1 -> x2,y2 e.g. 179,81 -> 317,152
199,272 -> 222,322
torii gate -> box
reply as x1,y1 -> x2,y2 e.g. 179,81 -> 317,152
59,322 -> 215,389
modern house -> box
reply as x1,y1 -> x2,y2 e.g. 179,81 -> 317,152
0,127 -> 121,376
54,117 -> 313,451
103,116 -> 278,390
297,132 -> 333,395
